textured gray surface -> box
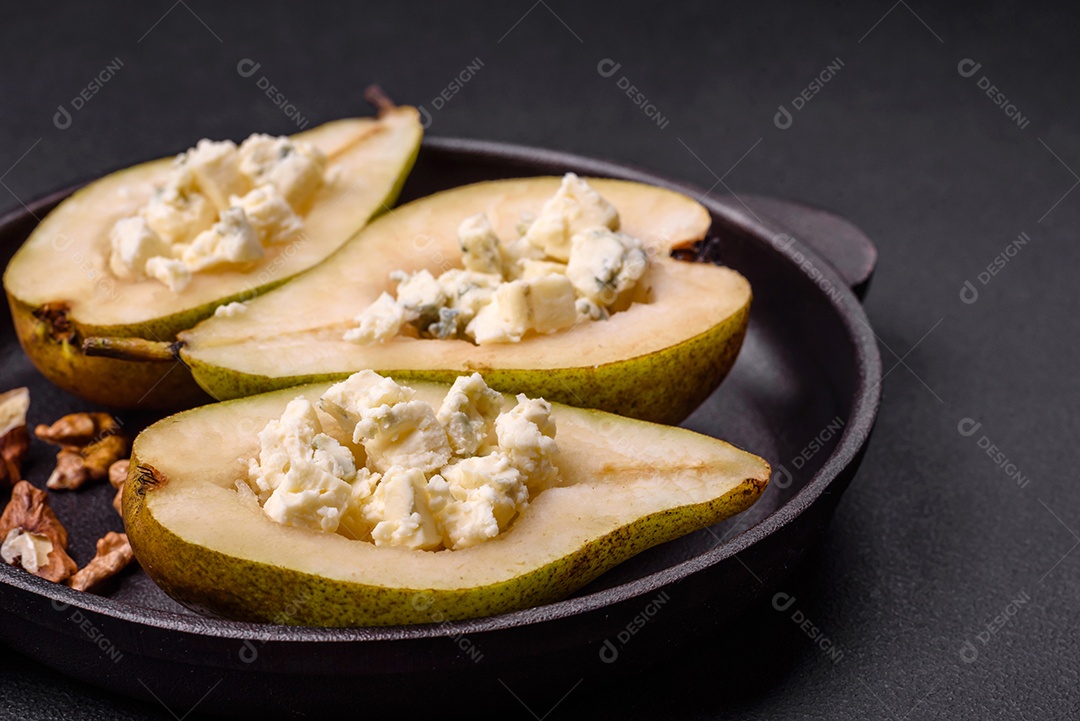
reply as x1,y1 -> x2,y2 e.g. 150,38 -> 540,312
0,1 -> 1076,719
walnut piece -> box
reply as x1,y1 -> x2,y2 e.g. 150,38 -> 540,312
44,426 -> 129,491
68,531 -> 134,593
108,459 -> 129,515
35,412 -> 120,449
0,387 -> 30,489
0,480 -> 77,582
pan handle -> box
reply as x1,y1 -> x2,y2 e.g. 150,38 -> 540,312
740,195 -> 878,300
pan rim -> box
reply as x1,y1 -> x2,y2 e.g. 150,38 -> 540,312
0,136 -> 882,646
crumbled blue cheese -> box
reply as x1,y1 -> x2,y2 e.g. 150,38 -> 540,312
357,400 -> 453,475
176,139 -> 249,211
518,258 -> 568,280
250,371 -> 559,551
144,257 -> 192,292
108,217 -> 172,281
575,296 -> 608,322
181,207 -> 264,272
214,301 -> 248,318
430,453 -> 529,549
524,172 -> 620,261
344,173 -> 645,346
466,274 -> 578,344
495,394 -> 559,491
437,270 -> 502,325
229,185 -> 303,244
318,369 -> 416,441
436,373 -> 503,456
458,213 -> 505,275
248,397 -> 356,533
343,292 -> 407,344
566,228 -> 648,311
143,183 -> 216,246
108,133 -> 325,291
392,269 -> 447,323
143,259 -> 192,293
237,134 -> 327,210
362,466 -> 443,550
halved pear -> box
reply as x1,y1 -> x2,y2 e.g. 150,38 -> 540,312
124,380 -> 769,626
177,178 -> 751,424
4,106 -> 423,408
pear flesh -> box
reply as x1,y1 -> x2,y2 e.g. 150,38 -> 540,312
3,107 -> 423,408
124,380 -> 770,626
179,177 -> 752,424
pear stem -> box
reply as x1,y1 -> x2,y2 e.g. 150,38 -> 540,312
363,84 -> 396,116
82,337 -> 182,363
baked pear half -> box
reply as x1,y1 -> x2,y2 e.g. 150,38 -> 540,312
123,379 -> 770,626
4,104 -> 422,408
176,177 -> 751,424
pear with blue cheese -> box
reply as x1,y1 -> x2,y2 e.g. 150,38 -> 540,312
3,103 -> 423,408
123,379 -> 769,626
174,177 -> 752,424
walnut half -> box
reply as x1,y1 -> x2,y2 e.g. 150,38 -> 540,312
0,388 -> 30,489
35,413 -> 129,491
68,531 -> 134,592
34,412 -> 119,448
108,459 -> 129,515
0,481 -> 77,582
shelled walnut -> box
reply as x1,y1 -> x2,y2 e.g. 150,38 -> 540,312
0,388 -> 30,488
0,481 -> 77,582
34,412 -> 119,447
35,412 -> 128,490
108,459 -> 129,515
68,532 -> 134,592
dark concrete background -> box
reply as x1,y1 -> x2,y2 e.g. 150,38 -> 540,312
0,1 -> 1077,719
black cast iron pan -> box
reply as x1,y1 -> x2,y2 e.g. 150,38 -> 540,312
0,137 -> 881,717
